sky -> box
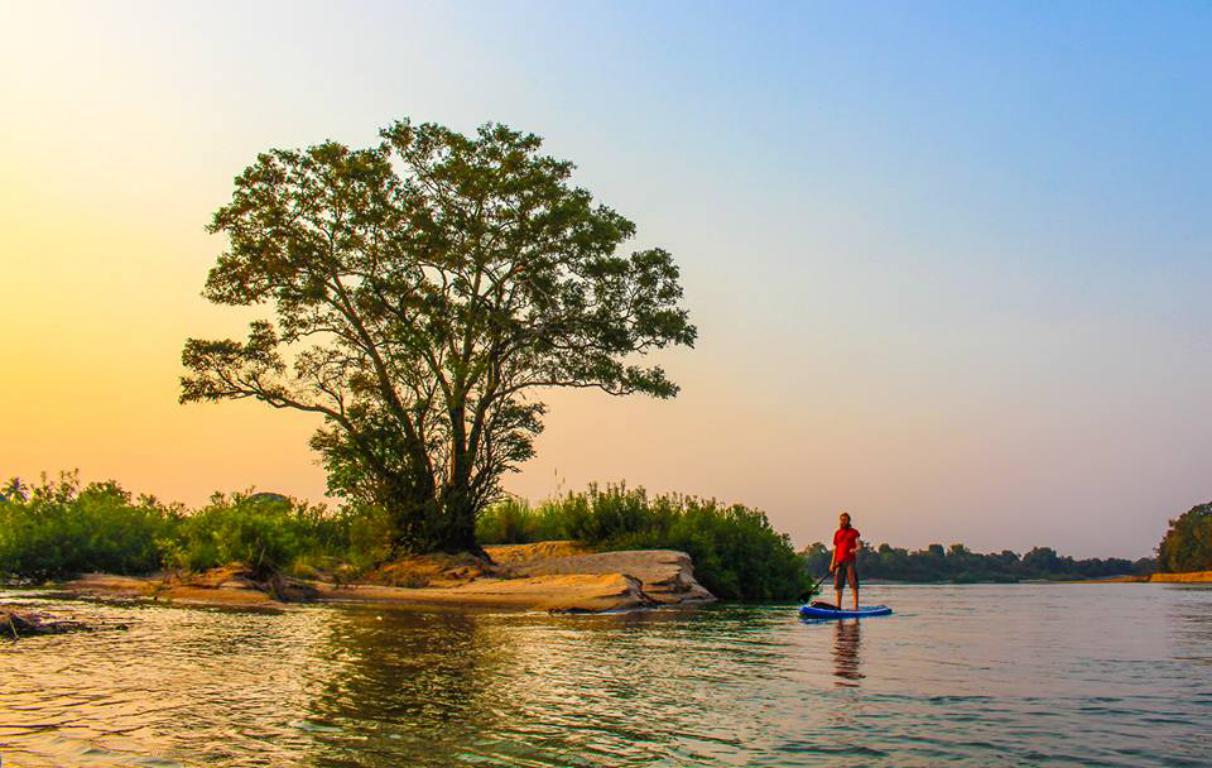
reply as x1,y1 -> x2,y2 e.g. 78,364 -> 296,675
2,1 -> 1209,558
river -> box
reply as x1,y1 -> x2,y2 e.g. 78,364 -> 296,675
1,583 -> 1208,766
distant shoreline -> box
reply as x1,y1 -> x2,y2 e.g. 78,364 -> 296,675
1144,570 -> 1212,583
1054,571 -> 1212,584
864,572 -> 1212,585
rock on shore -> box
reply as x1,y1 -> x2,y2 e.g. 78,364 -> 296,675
60,542 -> 716,613
313,571 -> 655,613
1,606 -> 95,639
487,544 -> 715,605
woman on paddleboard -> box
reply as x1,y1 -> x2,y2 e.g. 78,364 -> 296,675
831,512 -> 861,611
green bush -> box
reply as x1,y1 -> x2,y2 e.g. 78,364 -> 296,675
168,492 -> 351,579
0,472 -> 179,581
341,501 -> 395,574
0,473 -> 363,582
478,485 -> 809,601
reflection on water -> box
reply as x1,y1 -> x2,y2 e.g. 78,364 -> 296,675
1,584 -> 1211,767
832,620 -> 863,685
307,610 -> 505,763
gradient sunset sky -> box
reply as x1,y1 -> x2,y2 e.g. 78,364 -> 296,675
2,1 -> 1209,557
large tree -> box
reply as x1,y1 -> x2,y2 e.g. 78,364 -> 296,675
1156,502 -> 1212,573
181,120 -> 695,554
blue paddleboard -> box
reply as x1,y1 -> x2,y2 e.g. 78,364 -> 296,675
799,603 -> 892,619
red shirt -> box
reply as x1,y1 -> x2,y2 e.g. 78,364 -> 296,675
833,527 -> 860,565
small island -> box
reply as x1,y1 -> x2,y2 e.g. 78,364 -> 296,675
1,477 -> 808,616
4,473 -> 1205,622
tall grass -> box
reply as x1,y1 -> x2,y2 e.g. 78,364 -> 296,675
478,485 -> 809,601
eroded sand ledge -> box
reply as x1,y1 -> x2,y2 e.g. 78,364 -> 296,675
1148,570 -> 1212,583
58,542 -> 716,613
1070,571 -> 1212,584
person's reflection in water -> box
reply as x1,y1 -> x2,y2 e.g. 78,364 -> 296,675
832,619 -> 863,687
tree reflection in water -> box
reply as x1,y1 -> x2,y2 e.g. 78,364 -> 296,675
303,607 -> 516,767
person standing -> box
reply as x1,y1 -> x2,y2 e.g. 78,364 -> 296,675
831,512 -> 861,610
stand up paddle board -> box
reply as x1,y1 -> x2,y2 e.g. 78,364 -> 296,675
799,603 -> 892,619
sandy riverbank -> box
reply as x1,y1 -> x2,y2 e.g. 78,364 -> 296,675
1069,571 -> 1212,584
1147,570 -> 1212,583
54,542 -> 715,613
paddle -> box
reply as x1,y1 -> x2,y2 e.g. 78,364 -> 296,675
800,569 -> 835,606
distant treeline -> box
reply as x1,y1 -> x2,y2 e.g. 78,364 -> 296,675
1156,502 -> 1212,573
800,541 -> 1154,583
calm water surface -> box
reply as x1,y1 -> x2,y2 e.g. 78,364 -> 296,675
1,584 -> 1209,767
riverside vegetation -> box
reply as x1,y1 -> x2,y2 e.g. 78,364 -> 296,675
2,472 -> 1181,599
0,473 -> 808,600
0,473 -> 376,584
1155,502 -> 1212,574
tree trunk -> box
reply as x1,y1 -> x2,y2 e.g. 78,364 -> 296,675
438,412 -> 485,556
382,473 -> 439,556
376,446 -> 486,557
438,483 -> 484,557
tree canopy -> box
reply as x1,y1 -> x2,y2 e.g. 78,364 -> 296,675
181,119 -> 695,553
1156,502 -> 1212,573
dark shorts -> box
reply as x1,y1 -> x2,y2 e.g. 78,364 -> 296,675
834,561 -> 859,592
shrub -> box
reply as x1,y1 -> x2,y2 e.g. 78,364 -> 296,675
0,473 -> 361,582
0,472 -> 179,581
474,497 -> 576,544
168,492 -> 349,579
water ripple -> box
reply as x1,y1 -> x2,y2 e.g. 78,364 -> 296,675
1,584 -> 1210,766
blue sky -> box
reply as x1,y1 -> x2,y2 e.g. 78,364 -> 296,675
2,1 -> 1209,556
